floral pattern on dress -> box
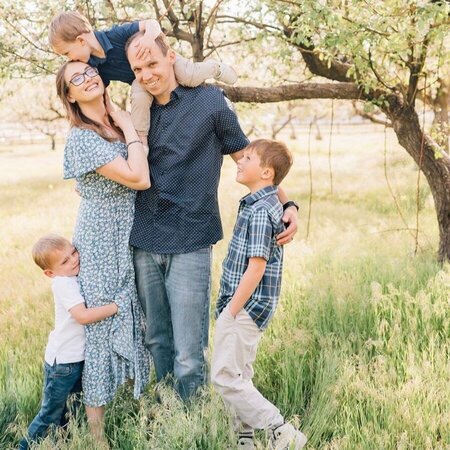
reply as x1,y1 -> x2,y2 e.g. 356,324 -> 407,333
64,127 -> 150,407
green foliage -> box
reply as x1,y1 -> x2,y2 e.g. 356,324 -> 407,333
264,0 -> 450,95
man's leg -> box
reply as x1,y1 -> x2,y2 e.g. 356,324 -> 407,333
165,247 -> 212,401
19,362 -> 83,450
134,247 -> 175,381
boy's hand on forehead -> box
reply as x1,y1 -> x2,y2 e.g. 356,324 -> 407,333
134,35 -> 158,60
135,18 -> 161,59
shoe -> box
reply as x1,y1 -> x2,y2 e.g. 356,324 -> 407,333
237,436 -> 255,449
269,423 -> 307,450
215,62 -> 238,85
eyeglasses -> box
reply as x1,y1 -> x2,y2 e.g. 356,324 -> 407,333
69,67 -> 99,87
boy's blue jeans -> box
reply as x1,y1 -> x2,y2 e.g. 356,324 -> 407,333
19,361 -> 83,450
133,246 -> 211,401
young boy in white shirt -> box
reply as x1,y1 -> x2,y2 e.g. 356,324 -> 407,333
19,234 -> 118,450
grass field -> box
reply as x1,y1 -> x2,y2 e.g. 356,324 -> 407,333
1,127 -> 449,449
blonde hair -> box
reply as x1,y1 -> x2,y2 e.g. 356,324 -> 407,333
125,31 -> 170,57
55,61 -> 124,142
32,234 -> 71,271
49,11 -> 92,47
247,139 -> 293,185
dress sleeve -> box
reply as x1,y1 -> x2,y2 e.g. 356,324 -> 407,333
246,208 -> 274,261
213,90 -> 249,155
63,128 -> 121,179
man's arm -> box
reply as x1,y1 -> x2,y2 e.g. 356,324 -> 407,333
69,303 -> 118,325
276,186 -> 299,245
228,257 -> 267,317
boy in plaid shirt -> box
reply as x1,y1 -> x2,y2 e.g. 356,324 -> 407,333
211,139 -> 307,450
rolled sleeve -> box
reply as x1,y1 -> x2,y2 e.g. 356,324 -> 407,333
213,92 -> 249,155
247,209 -> 273,260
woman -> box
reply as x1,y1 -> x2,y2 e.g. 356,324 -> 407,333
55,61 -> 150,442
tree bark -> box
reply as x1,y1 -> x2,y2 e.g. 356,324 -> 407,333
384,95 -> 450,262
432,78 -> 449,152
220,82 -> 363,102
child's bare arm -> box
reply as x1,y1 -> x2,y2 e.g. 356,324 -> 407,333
228,257 -> 267,317
134,19 -> 162,59
69,302 -> 118,325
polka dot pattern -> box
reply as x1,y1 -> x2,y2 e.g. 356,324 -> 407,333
130,85 -> 249,254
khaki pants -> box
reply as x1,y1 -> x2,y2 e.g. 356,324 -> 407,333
211,306 -> 284,432
130,55 -> 221,137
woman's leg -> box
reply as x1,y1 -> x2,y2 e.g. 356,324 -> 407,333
85,405 -> 108,447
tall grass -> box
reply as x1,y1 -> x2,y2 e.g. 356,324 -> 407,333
1,129 -> 449,449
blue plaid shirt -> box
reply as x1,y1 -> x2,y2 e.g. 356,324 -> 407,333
130,85 -> 249,254
216,185 -> 285,330
88,22 -> 139,86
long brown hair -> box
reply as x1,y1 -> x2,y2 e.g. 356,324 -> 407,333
56,62 -> 124,142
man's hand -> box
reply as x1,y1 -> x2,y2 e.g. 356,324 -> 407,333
276,206 -> 298,245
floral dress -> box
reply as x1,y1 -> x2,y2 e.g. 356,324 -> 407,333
64,127 -> 150,407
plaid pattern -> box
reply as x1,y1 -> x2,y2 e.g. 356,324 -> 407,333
216,186 -> 284,330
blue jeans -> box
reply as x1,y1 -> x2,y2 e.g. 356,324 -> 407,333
133,246 -> 211,401
19,361 -> 83,450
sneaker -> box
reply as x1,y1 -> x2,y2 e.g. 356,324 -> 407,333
215,62 -> 238,85
237,436 -> 255,450
269,423 -> 307,450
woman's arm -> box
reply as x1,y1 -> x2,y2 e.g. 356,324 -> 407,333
96,109 -> 151,190
69,302 -> 118,325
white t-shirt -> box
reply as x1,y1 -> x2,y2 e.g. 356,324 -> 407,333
44,276 -> 85,365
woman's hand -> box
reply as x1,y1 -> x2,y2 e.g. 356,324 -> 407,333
104,89 -> 116,115
109,110 -> 133,132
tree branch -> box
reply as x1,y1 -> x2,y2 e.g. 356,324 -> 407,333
406,33 -> 430,106
283,25 -> 354,83
216,15 -> 282,32
217,82 -> 364,103
352,101 -> 392,127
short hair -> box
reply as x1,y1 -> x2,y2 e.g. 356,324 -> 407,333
49,11 -> 92,47
125,31 -> 170,57
32,234 -> 71,271
247,139 -> 293,185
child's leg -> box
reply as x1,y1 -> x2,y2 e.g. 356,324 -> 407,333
174,54 -> 238,87
211,306 -> 284,431
19,362 -> 83,450
130,79 -> 153,156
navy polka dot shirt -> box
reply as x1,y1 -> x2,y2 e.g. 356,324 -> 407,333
130,85 -> 249,254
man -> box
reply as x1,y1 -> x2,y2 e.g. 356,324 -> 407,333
126,31 -> 299,401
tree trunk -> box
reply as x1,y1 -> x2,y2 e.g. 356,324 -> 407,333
385,97 -> 450,262
432,78 -> 449,152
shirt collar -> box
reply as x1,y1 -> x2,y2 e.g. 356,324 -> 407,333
88,31 -> 114,66
241,185 -> 278,206
152,85 -> 188,107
